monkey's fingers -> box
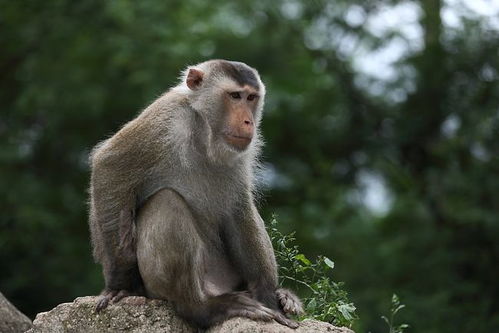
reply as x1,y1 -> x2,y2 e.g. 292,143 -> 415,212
96,290 -> 119,312
254,303 -> 300,329
111,289 -> 135,304
272,311 -> 299,329
276,288 -> 304,316
227,293 -> 277,323
96,297 -> 109,312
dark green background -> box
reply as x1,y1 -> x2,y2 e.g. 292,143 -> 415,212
1,0 -> 498,332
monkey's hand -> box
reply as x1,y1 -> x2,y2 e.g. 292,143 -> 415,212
276,288 -> 304,316
95,289 -> 140,312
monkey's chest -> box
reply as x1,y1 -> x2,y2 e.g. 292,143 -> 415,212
178,176 -> 240,220
141,167 -> 242,223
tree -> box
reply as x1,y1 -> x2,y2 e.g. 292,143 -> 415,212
1,1 -> 498,332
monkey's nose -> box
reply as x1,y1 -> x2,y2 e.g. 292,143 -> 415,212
240,120 -> 254,138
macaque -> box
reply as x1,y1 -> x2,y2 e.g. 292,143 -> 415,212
89,60 -> 303,329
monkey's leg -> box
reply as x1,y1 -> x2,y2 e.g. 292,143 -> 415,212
276,288 -> 304,316
136,189 -> 297,329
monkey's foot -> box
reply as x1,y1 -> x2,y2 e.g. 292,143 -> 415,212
276,288 -> 304,316
95,289 -> 140,312
225,292 -> 299,329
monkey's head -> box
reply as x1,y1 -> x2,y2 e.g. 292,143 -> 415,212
181,60 -> 266,156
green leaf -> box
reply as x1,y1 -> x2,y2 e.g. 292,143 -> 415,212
324,257 -> 335,269
307,298 -> 317,311
394,304 -> 406,314
295,254 -> 311,266
338,303 -> 356,321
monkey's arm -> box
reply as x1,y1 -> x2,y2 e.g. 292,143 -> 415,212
225,199 -> 281,310
226,197 -> 304,316
89,117 -> 161,307
89,115 -> 159,263
90,151 -> 146,310
89,133 -> 155,310
89,154 -> 137,263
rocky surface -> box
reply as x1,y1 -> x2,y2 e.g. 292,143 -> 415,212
0,291 -> 33,333
27,296 -> 354,333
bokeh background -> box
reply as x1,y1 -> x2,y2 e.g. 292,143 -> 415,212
1,0 -> 498,332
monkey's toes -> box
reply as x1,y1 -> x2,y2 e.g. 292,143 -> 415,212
273,312 -> 299,329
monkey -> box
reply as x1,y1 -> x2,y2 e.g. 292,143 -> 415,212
88,60 -> 303,329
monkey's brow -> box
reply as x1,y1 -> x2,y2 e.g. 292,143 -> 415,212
212,82 -> 260,94
229,90 -> 259,95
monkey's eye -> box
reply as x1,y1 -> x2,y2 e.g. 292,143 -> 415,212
247,94 -> 258,101
229,92 -> 242,99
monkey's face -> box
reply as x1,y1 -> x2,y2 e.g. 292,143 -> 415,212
220,85 -> 259,151
185,61 -> 265,154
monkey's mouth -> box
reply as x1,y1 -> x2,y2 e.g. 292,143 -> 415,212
224,134 -> 252,150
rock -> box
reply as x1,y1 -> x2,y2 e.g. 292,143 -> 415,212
0,291 -> 33,333
211,317 -> 353,333
27,296 -> 354,333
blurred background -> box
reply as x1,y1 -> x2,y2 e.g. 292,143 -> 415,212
1,0 -> 498,332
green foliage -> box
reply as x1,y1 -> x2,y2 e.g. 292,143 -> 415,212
269,217 -> 357,327
1,1 -> 499,332
381,294 -> 409,333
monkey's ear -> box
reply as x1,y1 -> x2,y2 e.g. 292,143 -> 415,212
186,68 -> 204,90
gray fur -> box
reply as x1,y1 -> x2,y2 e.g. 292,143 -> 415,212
88,59 -> 302,329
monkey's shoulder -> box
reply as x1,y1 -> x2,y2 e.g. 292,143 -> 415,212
142,89 -> 190,118
107,90 -> 189,140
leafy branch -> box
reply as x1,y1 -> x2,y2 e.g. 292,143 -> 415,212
381,294 -> 409,333
268,216 -> 357,327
